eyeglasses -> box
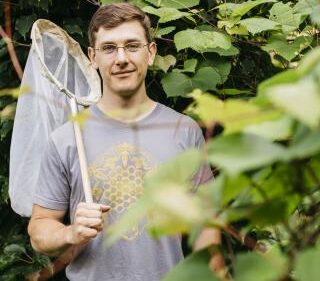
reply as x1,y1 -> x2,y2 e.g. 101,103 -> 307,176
94,42 -> 149,55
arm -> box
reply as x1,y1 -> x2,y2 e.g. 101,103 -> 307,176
28,203 -> 110,257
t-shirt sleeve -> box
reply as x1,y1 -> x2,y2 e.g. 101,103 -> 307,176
33,137 -> 70,210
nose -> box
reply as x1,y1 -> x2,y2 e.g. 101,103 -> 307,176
114,47 -> 129,67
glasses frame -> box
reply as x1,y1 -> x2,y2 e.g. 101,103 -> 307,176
94,42 -> 150,55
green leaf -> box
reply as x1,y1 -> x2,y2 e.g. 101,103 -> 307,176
207,133 -> 285,175
152,26 -> 176,38
297,46 -> 320,76
218,88 -> 253,96
310,5 -> 320,27
187,90 -> 280,134
162,67 -> 224,97
206,45 -> 239,56
244,116 -> 294,141
145,0 -> 200,9
143,6 -> 191,23
239,17 -> 279,35
145,149 -> 202,185
262,35 -> 313,62
294,246 -> 320,281
294,0 -> 319,15
162,250 -> 219,281
192,67 -> 221,91
64,24 -> 83,36
106,149 -> 204,243
4,244 -> 27,256
161,72 -> 192,97
199,57 -> 231,84
232,0 -> 276,18
284,130 -> 320,160
182,59 -> 197,73
269,2 -> 302,33
153,54 -> 176,73
100,0 -> 122,4
174,29 -> 231,52
223,174 -> 251,205
15,15 -> 37,39
234,250 -> 287,281
69,108 -> 90,127
266,79 -> 320,128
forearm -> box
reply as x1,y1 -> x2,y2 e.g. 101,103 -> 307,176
28,218 -> 73,257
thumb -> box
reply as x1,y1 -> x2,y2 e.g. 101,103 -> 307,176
100,204 -> 111,213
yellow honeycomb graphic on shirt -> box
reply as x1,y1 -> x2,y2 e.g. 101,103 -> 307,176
89,143 -> 154,240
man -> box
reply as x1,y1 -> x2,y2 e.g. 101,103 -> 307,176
28,3 -> 212,281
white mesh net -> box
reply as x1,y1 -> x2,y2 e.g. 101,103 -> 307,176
9,19 -> 101,216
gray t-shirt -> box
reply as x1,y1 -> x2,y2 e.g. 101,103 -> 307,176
34,102 -> 212,281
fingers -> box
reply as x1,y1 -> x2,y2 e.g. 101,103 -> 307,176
68,202 -> 110,245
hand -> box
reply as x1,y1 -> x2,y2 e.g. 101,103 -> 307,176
66,202 -> 110,246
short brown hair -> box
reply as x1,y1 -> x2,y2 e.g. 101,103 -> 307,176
88,3 -> 152,47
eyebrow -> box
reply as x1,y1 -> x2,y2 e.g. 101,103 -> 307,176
99,38 -> 143,45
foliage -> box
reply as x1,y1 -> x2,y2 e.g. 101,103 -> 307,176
1,0 -> 320,280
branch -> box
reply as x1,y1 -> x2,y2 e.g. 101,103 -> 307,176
0,26 -> 23,80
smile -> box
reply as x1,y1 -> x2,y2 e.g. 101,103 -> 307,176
112,70 -> 135,76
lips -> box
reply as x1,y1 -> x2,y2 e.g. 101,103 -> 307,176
112,69 -> 135,76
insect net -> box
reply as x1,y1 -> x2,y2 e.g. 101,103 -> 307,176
9,19 -> 101,217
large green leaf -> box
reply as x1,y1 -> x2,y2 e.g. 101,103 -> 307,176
244,116 -> 294,141
143,6 -> 191,23
174,29 -> 231,52
269,2 -> 302,33
217,0 -> 276,19
152,26 -> 176,38
161,67 -> 224,97
186,91 -> 280,134
294,246 -> 320,281
162,250 -> 219,281
262,35 -> 313,62
232,0 -> 276,18
145,0 -> 200,9
239,17 -> 279,35
181,59 -> 197,73
294,0 -> 319,15
266,79 -> 320,128
234,250 -> 287,281
161,72 -> 192,97
144,149 -> 202,185
311,5 -> 320,27
199,56 -> 231,84
207,45 -> 240,56
106,149 -> 204,243
192,67 -> 221,91
284,130 -> 320,160
207,133 -> 285,175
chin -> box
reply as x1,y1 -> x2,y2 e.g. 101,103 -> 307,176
114,88 -> 138,98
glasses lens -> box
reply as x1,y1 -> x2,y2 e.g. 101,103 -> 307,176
126,43 -> 141,52
101,44 -> 117,54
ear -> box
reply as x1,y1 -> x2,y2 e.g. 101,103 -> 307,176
147,42 -> 157,66
88,47 -> 98,69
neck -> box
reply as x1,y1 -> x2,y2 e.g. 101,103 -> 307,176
97,84 -> 156,122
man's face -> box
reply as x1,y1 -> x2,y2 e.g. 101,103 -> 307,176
88,21 -> 156,98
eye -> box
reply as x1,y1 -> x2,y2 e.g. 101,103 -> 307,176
101,44 -> 117,54
125,42 -> 141,52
